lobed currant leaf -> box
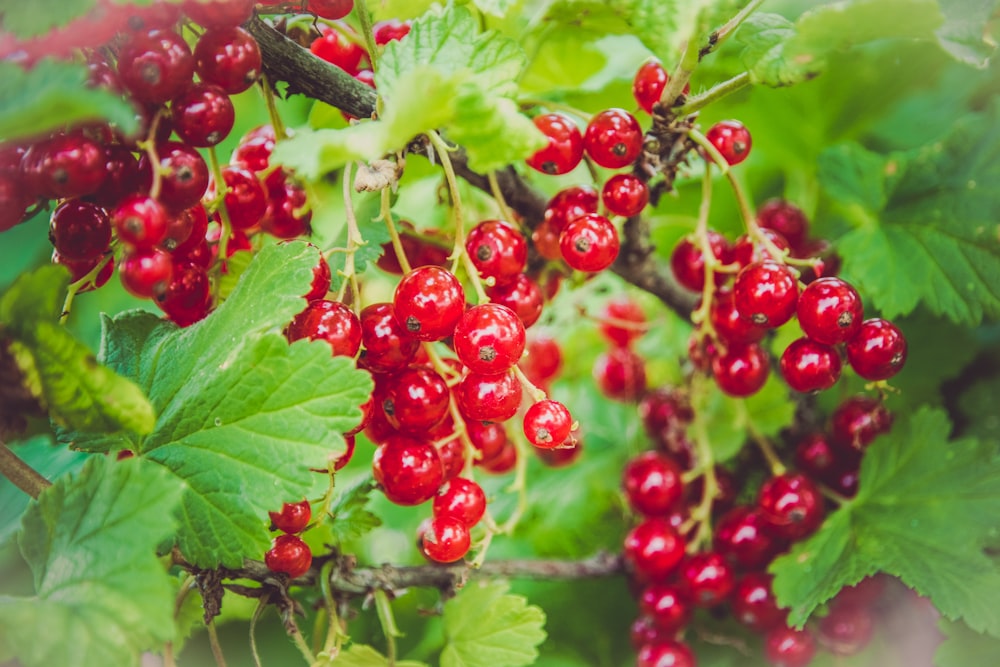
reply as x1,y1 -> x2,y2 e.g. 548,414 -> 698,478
441,581 -> 547,667
326,477 -> 383,546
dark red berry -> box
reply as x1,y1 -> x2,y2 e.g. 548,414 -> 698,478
286,300 -> 362,357
231,125 -> 276,173
380,366 -> 450,435
758,200 -> 810,252
559,213 -> 619,272
89,144 -> 142,209
764,626 -> 816,667
358,302 -> 419,374
393,266 -> 466,341
117,29 -> 194,104
265,534 -> 312,578
143,141 -> 210,214
52,252 -> 114,292
670,232 -> 732,292
268,500 -> 312,534
636,640 -> 696,667
846,318 -> 907,381
601,173 -> 649,217
456,370 -> 523,422
679,552 -> 735,607
119,247 -> 174,298
622,451 -> 683,517
797,277 -> 863,345
638,584 -> 691,633
184,0 -> 254,28
171,83 -> 235,147
194,26 -> 262,94
583,108 -> 642,169
453,303 -> 526,374
780,337 -> 842,393
732,228 -> 791,268
731,573 -> 787,632
733,260 -> 799,328
831,395 -> 893,450
373,19 -> 410,44
522,399 -> 573,448
485,273 -> 544,329
623,517 -> 686,581
304,251 -> 331,301
757,474 -> 824,541
49,199 -> 112,261
543,185 -> 598,233
24,134 -> 106,199
419,514 -> 471,563
818,602 -> 874,656
433,477 -> 486,528
708,287 -> 766,345
465,219 -> 527,288
705,120 -> 752,166
214,166 -> 267,230
593,346 -> 647,401
157,263 -> 211,327
713,506 -> 783,570
711,342 -> 769,398
633,60 -> 668,114
372,434 -> 443,506
308,0 -> 354,20
111,194 -> 168,249
525,113 -> 584,175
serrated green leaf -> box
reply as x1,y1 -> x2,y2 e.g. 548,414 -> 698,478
216,249 -> 255,300
739,1 -> 943,87
316,643 -> 427,666
770,407 -> 1000,635
0,456 -> 184,667
440,581 -> 547,667
831,109 -> 1000,325
0,265 -> 156,435
816,143 -> 889,211
328,478 -> 382,545
935,0 -> 998,68
62,242 -> 373,567
0,60 -> 138,141
936,619 -> 1000,667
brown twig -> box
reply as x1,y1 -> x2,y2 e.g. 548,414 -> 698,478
0,440 -> 52,499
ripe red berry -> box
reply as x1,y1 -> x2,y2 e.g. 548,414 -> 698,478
731,573 -> 787,632
559,213 -> 620,272
525,113 -> 584,175
194,26 -> 262,94
49,199 -> 112,261
733,260 -> 799,328
846,318 -> 907,381
636,640 -> 696,667
453,303 -> 526,374
393,266 -> 466,341
708,287 -> 767,346
119,247 -> 174,299
705,119 -> 752,166
231,125 -> 276,173
117,29 -> 194,104
419,514 -> 471,563
184,0 -> 254,28
286,300 -> 362,357
157,263 -> 211,326
623,517 -> 686,581
670,231 -> 732,292
758,200 -> 810,252
268,500 -> 312,534
264,534 -> 313,578
379,366 -> 450,435
433,477 -> 487,528
797,277 -> 864,345
372,434 -> 444,506
486,273 -> 544,329
142,141 -> 209,214
593,346 -> 647,401
711,342 -> 770,397
111,194 -> 168,249
544,184 -> 599,233
171,83 -> 235,147
373,19 -> 410,44
757,473 -> 824,541
601,173 -> 649,218
732,228 -> 791,269
583,108 -> 642,169
24,134 -> 107,200
214,166 -> 267,229
457,370 -> 523,422
358,302 -> 419,373
679,552 -> 735,607
764,626 -> 817,667
831,395 -> 893,450
713,506 -> 783,570
308,0 -> 355,20
638,584 -> 691,633
818,602 -> 874,656
522,399 -> 573,448
465,219 -> 527,288
780,337 -> 842,393
622,452 -> 683,517
598,296 -> 646,348
310,28 -> 366,75
632,60 -> 668,114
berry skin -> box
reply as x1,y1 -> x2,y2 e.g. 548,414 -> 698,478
602,173 -> 649,218
633,60 -> 670,114
309,28 -> 366,75
636,640 -> 697,667
465,219 -> 527,288
393,266 -> 466,341
25,134 -> 107,199
713,506 -> 783,570
705,120 -> 752,166
214,166 -> 267,229
419,515 -> 471,563
119,247 -> 174,299
486,273 -> 545,329
846,318 -> 907,381
231,124 -> 276,172
194,26 -> 262,94
583,108 -> 642,169
679,552 -> 735,607
818,602 -> 874,656
522,399 -> 573,448
304,250 -> 332,301
453,303 -> 526,374
757,474 -> 824,541
374,19 -> 411,44
269,500 -> 312,534
379,366 -> 450,435
433,477 -> 487,528
559,213 -> 620,273
733,260 -> 799,328
831,395 -> 893,450
171,83 -> 235,147
525,113 -> 584,175
598,296 -> 646,348
111,194 -> 168,249
732,228 -> 791,269
731,573 -> 787,632
670,231 -> 732,292
372,434 -> 444,506
764,626 -> 817,667
711,343 -> 770,398
622,451 -> 683,517
630,617 -> 671,650
157,263 -> 211,326
780,338 -> 842,393
308,0 -> 355,20
142,141 -> 209,214
708,287 -> 767,346
89,144 -> 143,209
49,199 -> 112,261
593,346 -> 647,402
286,300 -> 362,358
358,302 -> 419,374
265,534 -> 312,578
183,0 -> 254,28
758,200 -> 810,252
457,370 -> 523,422
544,184 -> 599,233
638,584 -> 691,633
796,277 -> 864,345
117,29 -> 194,104
623,517 -> 686,581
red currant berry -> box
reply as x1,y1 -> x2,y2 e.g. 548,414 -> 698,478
708,287 -> 766,345
670,231 -> 732,292
142,141 -> 209,214
373,19 -> 410,44
465,219 -> 527,288
764,626 -> 817,667
522,399 -> 573,448
531,220 -> 562,260
358,302 -> 420,373
559,213 -> 620,272
268,500 -> 312,534
544,184 -> 598,233
733,260 -> 799,328
732,228 -> 791,268
117,29 -> 194,104
731,573 -> 787,632
711,342 -> 770,397
419,514 -> 471,563
380,366 -> 450,434
194,26 -> 262,94
453,303 -> 526,374
623,517 -> 686,581
231,125 -> 276,172
286,300 -> 362,357
433,477 -> 486,528
334,434 -> 356,471
157,263 -> 211,326
797,277 -> 864,345
601,173 -> 649,217
480,440 -> 518,474
393,266 -> 466,341
593,346 -> 647,401
466,419 -> 508,462
713,506 -> 783,570
183,0 -> 254,28
214,166 -> 267,230
636,640 -> 696,667
630,617 -> 671,650
89,144 -> 143,209
633,60 -> 668,114
780,337 -> 842,393
435,431 -> 465,482
309,28 -> 366,76
679,552 -> 735,607
757,473 -> 824,541
705,120 -> 752,166
831,395 -> 893,450
622,451 -> 683,517
111,194 -> 168,249
638,584 -> 691,633
24,134 -> 107,199
49,199 -> 112,261
171,83 -> 235,147
168,203 -> 209,254
264,534 -> 312,578
758,200 -> 810,252
119,247 -> 174,299
308,0 -> 354,20
525,113 -> 584,175
818,602 -> 874,656
486,273 -> 544,329
638,387 -> 692,445
457,370 -> 523,422
372,434 -> 444,506
794,431 -> 859,480
846,318 -> 907,381
598,296 -> 646,347
583,108 -> 642,169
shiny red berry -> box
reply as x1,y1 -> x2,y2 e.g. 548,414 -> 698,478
457,370 -> 523,422
758,200 -> 810,252
111,194 -> 168,249
308,0 -> 354,20
194,26 -> 262,94
486,273 -> 544,328
601,173 -> 649,218
265,534 -> 312,578
713,506 -> 783,570
117,29 -> 194,104
622,451 -> 683,517
171,83 -> 235,147
358,302 -> 419,374
49,199 -> 112,261
764,626 -> 816,667
638,584 -> 692,633
731,573 -> 787,632
636,640 -> 696,667
593,346 -> 647,401
705,120 -> 752,166
670,231 -> 732,292
543,184 -> 598,233
372,434 -> 444,506
679,552 -> 735,607
733,260 -> 799,328
380,366 -> 450,435
583,108 -> 642,169
119,247 -> 174,299
757,473 -> 824,541
465,219 -> 527,288
268,500 -> 312,534
433,477 -> 486,528
623,517 -> 686,581
559,213 -> 620,272
286,300 -> 362,357
846,318 -> 907,381
711,342 -> 769,397
526,113 -> 584,175
157,263 -> 211,326
522,399 -> 573,448
454,303 -> 526,374
393,266 -> 466,341
780,337 -> 842,393
797,277 -> 864,345
419,514 -> 470,563
708,287 -> 766,345
831,395 -> 893,450
633,60 -> 669,114
598,296 -> 646,347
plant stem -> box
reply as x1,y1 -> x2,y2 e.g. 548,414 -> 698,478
336,163 -> 363,303
374,589 -> 400,666
206,619 -> 229,667
60,252 -> 113,324
381,188 -> 412,274
704,0 -> 766,58
488,170 -> 517,224
259,74 -> 288,140
355,0 -> 380,73
249,597 -> 267,667
660,28 -> 702,110
512,365 -> 547,403
683,374 -> 719,552
206,146 -> 234,270
288,621 -> 316,665
674,71 -> 752,116
0,441 -> 51,499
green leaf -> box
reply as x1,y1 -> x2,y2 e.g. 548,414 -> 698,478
0,0 -> 95,39
0,456 -> 184,667
739,1 -> 943,87
0,60 -> 138,141
65,242 -> 374,567
936,619 -> 1000,667
770,407 -> 1000,635
935,0 -> 999,68
472,0 -> 517,18
0,265 -> 156,435
440,581 -> 547,667
699,374 -> 795,464
317,643 -> 427,666
327,477 -> 383,545
831,109 -> 1000,325
816,143 -> 889,212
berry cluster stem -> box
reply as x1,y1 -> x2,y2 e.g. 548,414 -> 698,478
690,164 -> 718,333
248,597 -> 267,667
488,170 -> 517,225
60,251 -> 113,324
206,619 -> 229,667
354,0 -> 380,73
373,588 -> 401,666
336,163 -> 365,303
0,440 -> 51,499
682,374 -> 720,552
206,146 -> 235,272
736,402 -> 787,477
380,187 -> 412,274
259,74 -> 289,140
674,72 -> 752,117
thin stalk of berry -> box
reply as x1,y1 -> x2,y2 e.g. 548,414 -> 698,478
206,146 -> 235,272
138,111 -> 166,200
249,597 -> 267,667
690,165 -> 720,336
674,71 -> 752,117
258,74 -> 289,140
373,589 -> 401,665
426,131 -> 489,303
488,170 -> 517,225
681,374 -> 720,552
287,615 -> 316,665
736,402 -> 788,477
60,251 -> 113,324
206,619 -> 229,667
659,26 -> 701,111
319,558 -> 348,659
0,440 -> 51,499
354,0 -> 380,73
513,364 -> 548,403
164,574 -> 196,664
518,98 -> 590,122
336,163 -> 364,303
496,429 -> 532,535
380,187 -> 412,273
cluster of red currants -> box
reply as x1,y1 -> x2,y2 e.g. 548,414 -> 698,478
265,499 -> 314,579
622,386 -> 895,667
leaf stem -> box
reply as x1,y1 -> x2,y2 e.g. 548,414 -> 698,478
206,619 -> 229,667
374,588 -> 401,666
660,28 -> 702,110
705,0 -> 766,57
0,440 -> 51,499
674,71 -> 752,116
